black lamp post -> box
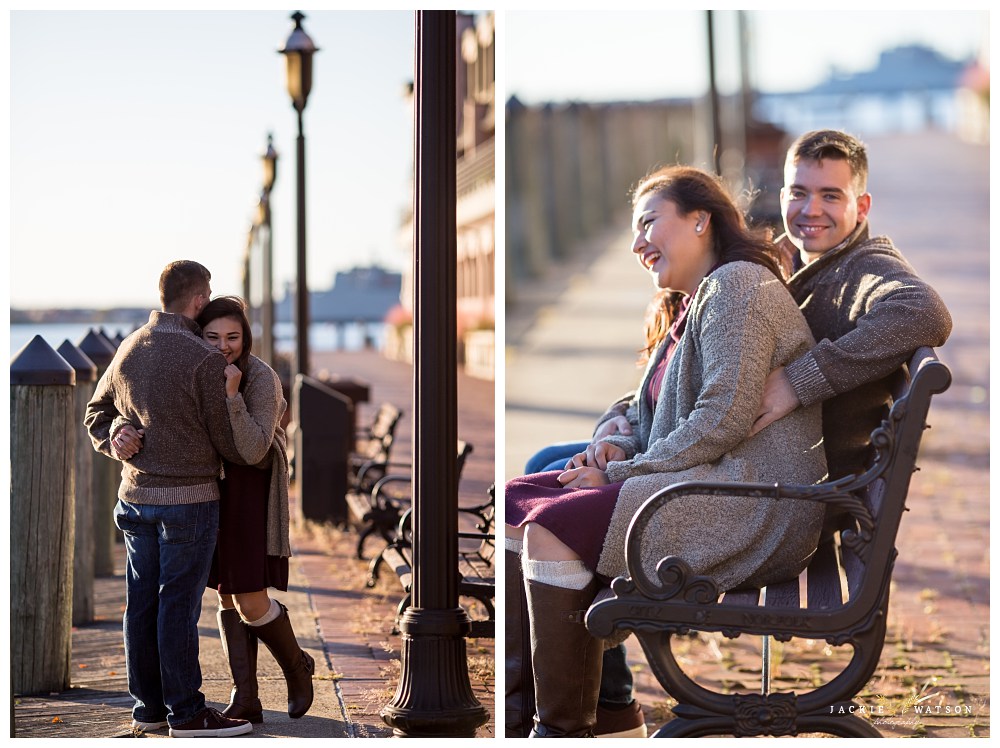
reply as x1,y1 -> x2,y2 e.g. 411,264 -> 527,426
279,10 -> 318,380
379,11 -> 489,738
260,133 -> 278,366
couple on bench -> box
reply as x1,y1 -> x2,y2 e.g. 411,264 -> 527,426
504,129 -> 952,738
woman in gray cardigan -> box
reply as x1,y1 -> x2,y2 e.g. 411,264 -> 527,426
198,297 -> 314,724
505,166 -> 827,738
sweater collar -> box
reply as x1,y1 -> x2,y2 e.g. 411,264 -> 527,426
148,310 -> 203,336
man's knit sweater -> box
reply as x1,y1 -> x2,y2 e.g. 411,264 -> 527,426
85,311 -> 244,505
781,222 -> 953,478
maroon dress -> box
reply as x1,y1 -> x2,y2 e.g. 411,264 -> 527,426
207,460 -> 289,594
506,298 -> 690,573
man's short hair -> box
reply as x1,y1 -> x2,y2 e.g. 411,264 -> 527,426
159,261 -> 211,311
786,129 -> 869,193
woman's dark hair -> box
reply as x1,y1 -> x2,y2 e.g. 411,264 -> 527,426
631,165 -> 783,363
197,295 -> 253,392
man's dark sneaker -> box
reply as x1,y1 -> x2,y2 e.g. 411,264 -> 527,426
131,718 -> 168,732
595,700 -> 648,738
168,707 -> 252,738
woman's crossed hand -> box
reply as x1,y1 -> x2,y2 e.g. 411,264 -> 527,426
565,441 -> 627,471
557,465 -> 611,488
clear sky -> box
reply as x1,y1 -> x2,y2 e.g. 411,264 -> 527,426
505,9 -> 989,102
6,7 -> 991,312
10,9 -> 416,310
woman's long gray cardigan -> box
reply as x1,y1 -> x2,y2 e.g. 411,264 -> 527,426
226,354 -> 291,557
598,261 -> 826,592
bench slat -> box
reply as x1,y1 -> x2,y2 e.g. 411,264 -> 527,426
763,577 -> 800,608
806,537 -> 843,609
720,588 -> 760,607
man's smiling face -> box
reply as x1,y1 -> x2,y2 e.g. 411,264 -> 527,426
780,157 -> 871,260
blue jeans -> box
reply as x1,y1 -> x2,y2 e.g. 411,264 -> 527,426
114,499 -> 219,726
523,441 -> 589,474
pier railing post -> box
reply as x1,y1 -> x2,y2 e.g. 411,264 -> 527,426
77,330 -> 119,576
10,336 -> 77,695
380,10 -> 489,738
57,340 -> 99,626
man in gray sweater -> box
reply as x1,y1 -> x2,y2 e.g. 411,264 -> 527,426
750,129 -> 953,481
85,260 -> 253,738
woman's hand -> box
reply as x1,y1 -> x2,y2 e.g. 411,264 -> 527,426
557,466 -> 610,488
224,364 -> 242,399
565,441 -> 627,470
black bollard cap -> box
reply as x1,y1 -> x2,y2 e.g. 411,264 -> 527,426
97,327 -> 118,349
78,329 -> 118,367
57,340 -> 99,383
11,335 -> 76,386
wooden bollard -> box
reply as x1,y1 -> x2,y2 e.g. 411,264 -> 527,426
77,329 -> 119,576
57,340 -> 98,626
10,336 -> 76,695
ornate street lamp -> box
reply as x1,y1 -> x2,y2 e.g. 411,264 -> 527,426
279,10 -> 318,380
379,11 -> 489,738
260,133 -> 278,365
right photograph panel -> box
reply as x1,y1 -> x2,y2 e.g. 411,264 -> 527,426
502,9 -> 989,739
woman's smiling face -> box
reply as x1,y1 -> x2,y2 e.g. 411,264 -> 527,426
202,316 -> 244,364
630,193 -> 712,295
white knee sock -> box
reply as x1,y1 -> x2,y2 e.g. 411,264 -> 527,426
244,598 -> 281,627
523,558 -> 594,590
504,537 -> 523,554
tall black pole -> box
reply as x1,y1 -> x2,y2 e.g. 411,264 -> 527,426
706,9 -> 723,175
295,109 -> 309,379
263,198 -> 275,366
380,10 -> 488,737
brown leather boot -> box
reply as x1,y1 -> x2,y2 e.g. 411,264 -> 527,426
217,608 -> 263,724
505,549 -> 535,737
525,577 -> 603,738
251,601 -> 315,719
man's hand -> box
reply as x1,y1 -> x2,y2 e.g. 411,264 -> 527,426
565,441 -> 627,470
112,424 -> 145,460
557,466 -> 611,488
223,364 -> 242,399
593,414 -> 632,441
750,367 -> 801,436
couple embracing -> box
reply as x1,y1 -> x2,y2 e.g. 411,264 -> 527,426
85,261 -> 313,737
505,129 -> 953,738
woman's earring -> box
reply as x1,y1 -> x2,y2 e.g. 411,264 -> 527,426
695,224 -> 703,233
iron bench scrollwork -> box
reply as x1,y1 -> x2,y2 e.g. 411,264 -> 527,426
586,347 -> 951,738
372,484 -> 496,639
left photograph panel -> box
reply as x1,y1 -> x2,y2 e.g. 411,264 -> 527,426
9,9 -> 496,738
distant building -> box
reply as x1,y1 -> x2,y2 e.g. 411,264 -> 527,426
275,265 -> 402,324
756,44 -> 977,136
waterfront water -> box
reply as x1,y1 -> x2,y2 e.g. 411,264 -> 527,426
9,321 -> 385,359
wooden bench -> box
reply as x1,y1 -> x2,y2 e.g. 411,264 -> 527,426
347,440 -> 473,559
369,484 -> 496,640
586,347 -> 951,738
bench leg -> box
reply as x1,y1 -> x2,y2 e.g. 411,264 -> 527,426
635,620 -> 890,738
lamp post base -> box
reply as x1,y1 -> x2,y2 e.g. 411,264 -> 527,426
380,608 -> 490,738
